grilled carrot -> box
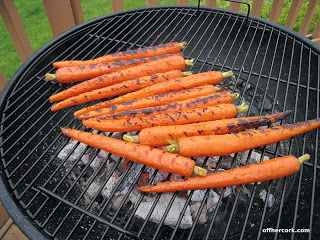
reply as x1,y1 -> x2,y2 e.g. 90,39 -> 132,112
71,70 -> 233,116
99,91 -> 239,120
49,55 -> 190,102
75,85 -> 220,119
166,118 -> 320,157
50,70 -> 186,111
53,42 -> 187,68
82,103 -> 249,132
123,110 -> 293,147
60,127 -> 207,177
46,54 -> 182,83
138,154 -> 310,192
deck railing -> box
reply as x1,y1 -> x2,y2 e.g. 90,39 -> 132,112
1,0 -> 320,91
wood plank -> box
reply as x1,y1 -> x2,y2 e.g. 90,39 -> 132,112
0,0 -> 33,62
312,38 -> 320,45
2,223 -> 28,240
111,0 -> 123,12
146,0 -> 158,6
42,0 -> 76,37
0,218 -> 12,239
285,0 -> 303,29
311,18 -> 320,39
177,0 -> 189,4
0,69 -> 7,92
229,2 -> 240,12
70,0 -> 84,25
269,0 -> 285,23
251,0 -> 263,17
0,203 -> 9,228
205,0 -> 216,7
299,0 -> 320,36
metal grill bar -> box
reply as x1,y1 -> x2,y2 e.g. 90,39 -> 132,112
22,117 -> 82,208
309,55 -> 320,239
38,186 -> 136,237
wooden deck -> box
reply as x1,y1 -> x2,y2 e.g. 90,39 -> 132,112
0,202 -> 28,240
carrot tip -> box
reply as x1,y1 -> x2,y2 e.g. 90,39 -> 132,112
236,102 -> 249,113
182,71 -> 193,77
60,127 -> 69,134
185,59 -> 194,66
123,134 -> 140,143
222,71 -> 233,79
298,154 -> 310,164
193,166 -> 207,176
232,92 -> 240,100
45,73 -> 57,81
179,41 -> 188,49
165,140 -> 179,153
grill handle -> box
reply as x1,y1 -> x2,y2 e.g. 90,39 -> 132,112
197,0 -> 251,22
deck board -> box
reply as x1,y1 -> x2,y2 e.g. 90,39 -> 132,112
0,202 -> 28,240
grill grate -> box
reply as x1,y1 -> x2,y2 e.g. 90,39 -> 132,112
0,5 -> 319,240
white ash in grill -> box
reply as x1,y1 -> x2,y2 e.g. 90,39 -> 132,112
135,192 -> 193,229
207,190 -> 220,212
57,130 -> 287,230
259,189 -> 275,208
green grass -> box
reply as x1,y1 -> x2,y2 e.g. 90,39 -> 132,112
0,0 -> 319,81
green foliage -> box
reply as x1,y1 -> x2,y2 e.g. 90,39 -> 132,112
0,0 -> 319,81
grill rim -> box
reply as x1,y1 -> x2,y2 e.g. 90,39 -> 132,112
0,5 -> 319,239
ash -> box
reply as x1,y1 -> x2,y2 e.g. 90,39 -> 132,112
57,130 -> 278,230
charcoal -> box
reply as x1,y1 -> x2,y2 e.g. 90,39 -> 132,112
135,193 -> 193,229
207,190 -> 220,212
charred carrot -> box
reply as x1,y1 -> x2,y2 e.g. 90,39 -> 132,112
53,42 -> 187,68
82,103 -> 249,132
166,118 -> 320,157
60,127 -> 207,177
49,55 -> 190,102
123,110 -> 293,147
99,91 -> 239,120
138,154 -> 310,192
50,70 -> 186,111
75,85 -> 220,119
46,54 -> 182,83
71,70 -> 233,116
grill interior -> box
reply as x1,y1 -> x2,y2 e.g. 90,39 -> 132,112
0,5 -> 319,240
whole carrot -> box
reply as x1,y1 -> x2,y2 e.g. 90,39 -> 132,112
50,70 -> 186,111
99,91 -> 239,120
138,154 -> 310,192
49,55 -> 190,102
123,110 -> 293,147
71,70 -> 233,116
82,103 -> 249,132
60,127 -> 207,177
166,118 -> 320,157
75,85 -> 220,119
53,42 -> 187,68
46,54 -> 182,83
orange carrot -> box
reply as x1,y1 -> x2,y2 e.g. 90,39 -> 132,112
49,55 -> 190,102
166,118 -> 320,157
123,110 -> 293,147
138,154 -> 310,192
75,85 -> 220,119
46,54 -> 182,83
50,70 -> 186,111
60,127 -> 207,177
82,103 -> 249,132
98,91 -> 238,120
71,70 -> 233,116
53,42 -> 187,68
